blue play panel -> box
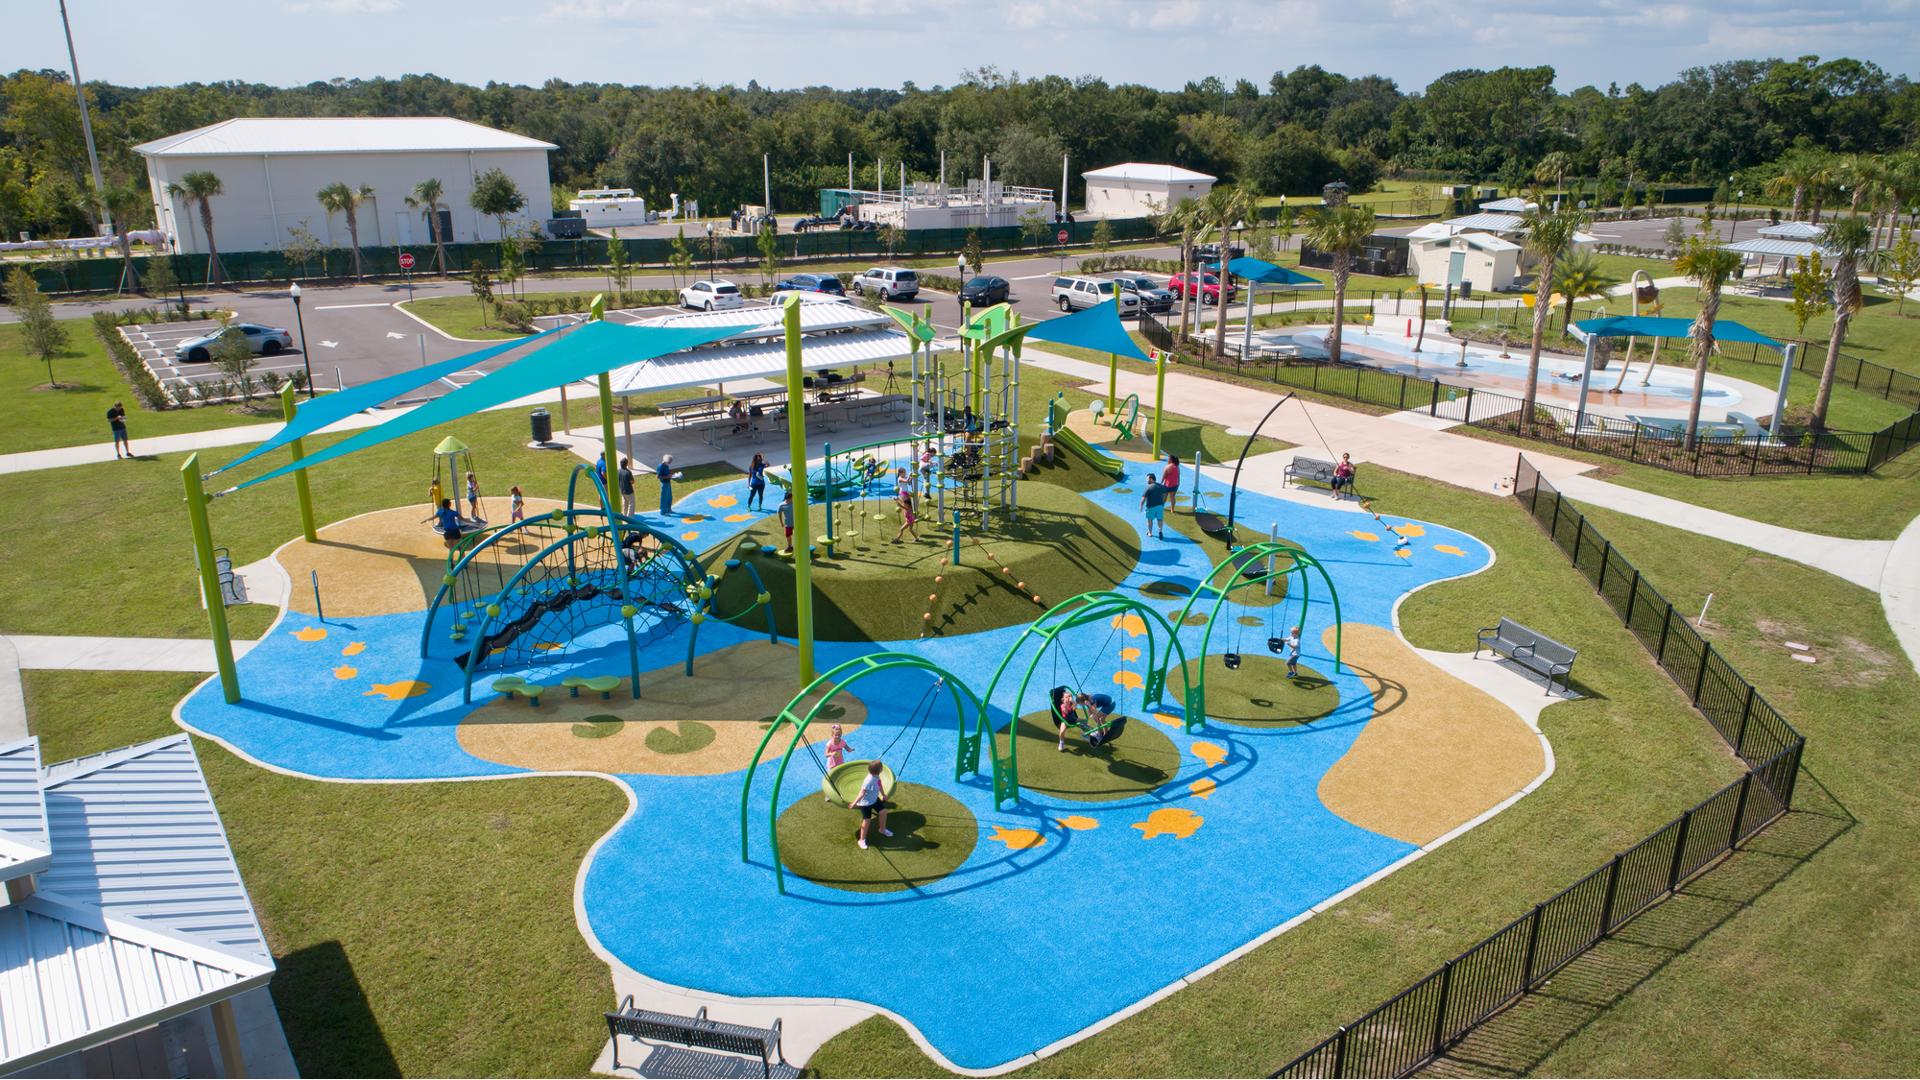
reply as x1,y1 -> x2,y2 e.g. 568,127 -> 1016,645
179,473 -> 1494,1070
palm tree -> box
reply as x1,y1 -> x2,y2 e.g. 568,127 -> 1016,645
1552,255 -> 1617,330
1301,204 -> 1377,365
1204,185 -> 1259,359
166,170 -> 226,285
1765,148 -> 1832,222
407,177 -> 449,275
1671,236 -> 1745,449
82,183 -> 149,295
1517,200 -> 1586,423
1169,201 -> 1208,341
1809,215 -> 1873,432
1533,151 -> 1574,204
317,182 -> 375,279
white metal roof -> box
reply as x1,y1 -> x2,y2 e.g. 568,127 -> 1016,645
133,116 -> 557,157
606,329 -> 917,396
1722,237 -> 1834,259
1460,232 -> 1521,253
0,739 -> 50,884
640,297 -> 893,344
1082,162 -> 1216,184
1758,220 -> 1825,240
37,737 -> 269,963
1443,213 -> 1527,232
1478,197 -> 1536,212
0,736 -> 273,1074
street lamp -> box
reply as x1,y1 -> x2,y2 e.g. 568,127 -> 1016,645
288,283 -> 314,399
704,223 -> 714,278
1729,179 -> 1744,241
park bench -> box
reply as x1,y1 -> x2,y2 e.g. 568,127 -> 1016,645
604,999 -> 793,1078
1283,456 -> 1357,498
1475,617 -> 1578,695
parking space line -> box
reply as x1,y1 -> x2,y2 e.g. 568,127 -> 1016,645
315,302 -> 393,310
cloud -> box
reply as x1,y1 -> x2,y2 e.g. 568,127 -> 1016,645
285,0 -> 401,12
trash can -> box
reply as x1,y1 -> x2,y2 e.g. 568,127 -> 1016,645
530,408 -> 552,444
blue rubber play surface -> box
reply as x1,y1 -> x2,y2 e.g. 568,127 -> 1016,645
179,472 -> 1493,1070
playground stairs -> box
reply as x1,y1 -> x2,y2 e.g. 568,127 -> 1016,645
1018,435 -> 1057,479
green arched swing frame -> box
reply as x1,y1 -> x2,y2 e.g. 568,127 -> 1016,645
739,651 -> 1000,894
1169,541 -> 1343,725
975,590 -> 1201,799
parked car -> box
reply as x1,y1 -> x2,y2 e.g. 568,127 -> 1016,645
1051,275 -> 1140,315
1167,271 -> 1236,306
855,267 -> 919,300
1193,242 -> 1245,263
958,275 -> 1010,306
174,323 -> 293,363
679,280 -> 744,311
773,273 -> 846,296
1109,274 -> 1174,313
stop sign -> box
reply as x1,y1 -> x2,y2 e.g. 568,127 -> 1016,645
1056,229 -> 1068,243
398,252 -> 415,270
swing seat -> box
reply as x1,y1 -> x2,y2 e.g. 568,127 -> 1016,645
821,760 -> 897,807
1086,716 -> 1128,747
1267,637 -> 1287,654
1223,652 -> 1242,670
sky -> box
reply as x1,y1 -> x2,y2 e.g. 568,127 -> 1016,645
4,0 -> 1917,95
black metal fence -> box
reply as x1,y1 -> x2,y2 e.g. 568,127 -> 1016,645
1271,455 -> 1805,1078
1140,312 -> 1918,476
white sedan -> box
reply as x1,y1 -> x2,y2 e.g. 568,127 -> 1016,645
679,280 -> 744,311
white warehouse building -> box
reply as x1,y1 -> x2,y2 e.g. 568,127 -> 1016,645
1081,162 -> 1216,219
135,117 -> 556,256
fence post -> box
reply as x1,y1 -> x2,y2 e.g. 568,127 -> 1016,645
1431,379 -> 1440,417
1655,603 -> 1674,662
1548,491 -> 1563,543
1332,1026 -> 1349,1078
1733,683 -> 1756,758
1597,853 -> 1624,934
1692,642 -> 1712,706
1520,902 -> 1544,989
1596,540 -> 1611,595
1665,810 -> 1694,892
1729,771 -> 1754,849
1465,387 -> 1474,425
1624,569 -> 1640,626
1430,960 -> 1455,1058
1570,517 -> 1585,569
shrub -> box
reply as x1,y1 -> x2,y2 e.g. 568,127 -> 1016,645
89,312 -> 172,409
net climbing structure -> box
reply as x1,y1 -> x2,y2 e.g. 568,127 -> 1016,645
421,464 -> 705,702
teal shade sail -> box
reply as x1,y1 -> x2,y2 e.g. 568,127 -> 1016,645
1224,257 -> 1321,287
209,326 -> 567,476
220,318 -> 750,494
1574,315 -> 1782,349
1022,300 -> 1153,361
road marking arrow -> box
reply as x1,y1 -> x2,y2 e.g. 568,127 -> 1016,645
386,331 -> 407,339
319,340 -> 339,349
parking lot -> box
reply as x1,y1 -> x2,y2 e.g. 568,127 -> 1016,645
120,319 -> 315,400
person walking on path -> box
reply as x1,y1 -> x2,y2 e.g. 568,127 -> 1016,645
746,453 -> 769,510
655,454 -> 679,515
1161,453 -> 1182,511
509,485 -> 525,522
1140,475 -> 1168,539
106,402 -> 132,459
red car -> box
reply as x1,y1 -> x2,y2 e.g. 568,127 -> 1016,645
1167,271 -> 1236,306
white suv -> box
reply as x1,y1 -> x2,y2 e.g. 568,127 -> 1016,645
854,267 -> 919,300
680,280 -> 744,311
1051,275 -> 1140,315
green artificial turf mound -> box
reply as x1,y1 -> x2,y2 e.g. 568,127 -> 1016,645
712,480 -> 1140,641
572,715 -> 624,739
775,781 -> 979,893
1181,654 -> 1338,728
1011,712 -> 1181,801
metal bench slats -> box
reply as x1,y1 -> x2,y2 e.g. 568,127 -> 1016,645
1475,616 -> 1578,694
605,1001 -> 784,1077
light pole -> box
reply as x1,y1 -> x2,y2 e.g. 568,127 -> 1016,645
1729,179 -> 1743,241
289,283 -> 314,398
704,223 -> 714,278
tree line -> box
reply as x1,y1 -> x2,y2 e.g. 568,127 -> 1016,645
3,56 -> 1916,243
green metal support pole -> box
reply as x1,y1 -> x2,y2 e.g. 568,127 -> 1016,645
1108,351 -> 1117,413
782,295 -> 816,683
1152,348 -> 1167,455
279,383 -> 316,542
598,372 -> 620,514
182,454 -> 240,703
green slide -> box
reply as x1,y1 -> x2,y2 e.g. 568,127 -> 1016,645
1048,398 -> 1127,480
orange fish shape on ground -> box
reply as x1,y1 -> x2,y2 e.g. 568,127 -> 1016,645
1190,741 -> 1227,768
1055,816 -> 1099,831
290,626 -> 327,642
363,680 -> 432,701
331,665 -> 357,680
989,826 -> 1046,850
1133,807 -> 1204,840
1189,778 -> 1217,800
341,642 -> 367,656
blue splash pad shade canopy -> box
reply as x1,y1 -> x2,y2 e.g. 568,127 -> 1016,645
220,318 -> 751,494
1224,256 -> 1321,287
209,326 -> 567,477
1021,299 -> 1152,361
1574,315 -> 1783,349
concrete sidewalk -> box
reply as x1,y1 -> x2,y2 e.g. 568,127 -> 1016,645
7,635 -> 260,673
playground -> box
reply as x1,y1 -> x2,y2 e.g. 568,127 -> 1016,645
161,295 -> 1562,1071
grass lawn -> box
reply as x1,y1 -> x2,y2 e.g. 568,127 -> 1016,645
0,321 -> 271,454
21,669 -> 625,1077
400,294 -> 540,341
808,462 -> 1745,1076
1505,502 -> 1920,1076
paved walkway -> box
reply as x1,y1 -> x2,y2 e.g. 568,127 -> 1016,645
7,635 -> 259,673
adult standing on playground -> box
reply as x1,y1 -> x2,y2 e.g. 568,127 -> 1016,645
1140,475 -> 1168,539
618,457 -> 636,514
1161,453 -> 1181,511
746,453 -> 769,510
106,401 -> 131,459
655,454 -> 678,515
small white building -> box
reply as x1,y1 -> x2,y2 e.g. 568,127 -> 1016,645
1403,212 -> 1595,292
1081,163 -> 1216,219
569,188 -> 652,229
135,116 -> 556,255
